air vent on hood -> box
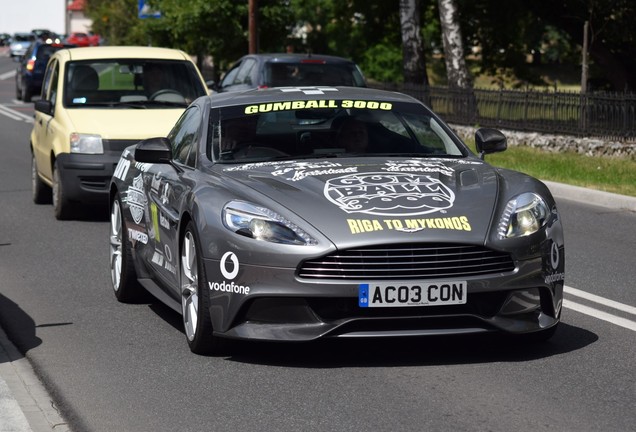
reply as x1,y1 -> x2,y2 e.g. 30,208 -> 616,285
250,175 -> 302,191
459,169 -> 479,187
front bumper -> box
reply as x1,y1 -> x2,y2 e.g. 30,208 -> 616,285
204,255 -> 563,342
56,152 -> 121,204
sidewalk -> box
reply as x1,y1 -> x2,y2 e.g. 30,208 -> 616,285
0,327 -> 69,432
0,182 -> 635,432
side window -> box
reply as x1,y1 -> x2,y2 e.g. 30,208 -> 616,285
23,44 -> 35,61
236,58 -> 256,85
220,63 -> 241,88
42,60 -> 59,109
168,106 -> 201,167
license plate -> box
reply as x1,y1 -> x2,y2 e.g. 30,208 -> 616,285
358,281 -> 467,308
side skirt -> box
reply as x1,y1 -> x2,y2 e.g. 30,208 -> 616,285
138,278 -> 182,314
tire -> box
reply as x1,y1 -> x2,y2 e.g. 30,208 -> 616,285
22,84 -> 32,102
180,221 -> 226,355
16,81 -> 22,100
52,160 -> 74,220
109,194 -> 144,302
31,154 -> 52,204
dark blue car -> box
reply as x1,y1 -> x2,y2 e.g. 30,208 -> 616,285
15,41 -> 74,102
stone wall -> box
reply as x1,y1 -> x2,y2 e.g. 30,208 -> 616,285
451,125 -> 636,158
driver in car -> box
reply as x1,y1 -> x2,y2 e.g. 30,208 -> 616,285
143,63 -> 184,102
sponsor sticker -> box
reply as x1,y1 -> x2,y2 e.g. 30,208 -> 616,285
244,98 -> 392,114
113,158 -> 130,180
347,216 -> 472,234
125,174 -> 146,224
324,172 -> 455,216
545,242 -> 565,284
209,252 -> 251,296
127,228 -> 148,244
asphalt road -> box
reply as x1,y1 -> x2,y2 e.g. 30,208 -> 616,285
1,54 -> 635,432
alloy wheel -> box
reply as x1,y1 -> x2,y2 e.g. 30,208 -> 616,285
181,231 -> 199,341
109,199 -> 123,292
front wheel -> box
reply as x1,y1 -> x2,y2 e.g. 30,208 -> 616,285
110,194 -> 144,302
52,160 -> 74,220
32,154 -> 51,204
180,221 -> 226,355
22,84 -> 32,102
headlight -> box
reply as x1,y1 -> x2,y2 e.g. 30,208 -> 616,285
222,201 -> 317,245
497,192 -> 549,239
70,133 -> 103,154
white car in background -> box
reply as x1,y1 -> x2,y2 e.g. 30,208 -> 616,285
9,32 -> 34,57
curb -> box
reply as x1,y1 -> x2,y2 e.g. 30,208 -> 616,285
0,327 -> 70,432
544,180 -> 636,212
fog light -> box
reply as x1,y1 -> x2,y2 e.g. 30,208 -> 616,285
499,288 -> 541,315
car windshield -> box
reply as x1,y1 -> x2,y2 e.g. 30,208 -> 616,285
36,44 -> 61,59
13,34 -> 32,42
208,99 -> 467,163
264,62 -> 366,87
64,59 -> 207,108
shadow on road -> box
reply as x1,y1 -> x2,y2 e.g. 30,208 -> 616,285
225,322 -> 597,367
144,297 -> 598,367
0,293 -> 42,358
222,322 -> 597,368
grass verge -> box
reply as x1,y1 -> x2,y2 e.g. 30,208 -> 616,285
467,143 -> 636,197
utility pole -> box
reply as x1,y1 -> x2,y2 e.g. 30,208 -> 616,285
579,20 -> 589,134
249,0 -> 258,54
581,20 -> 589,94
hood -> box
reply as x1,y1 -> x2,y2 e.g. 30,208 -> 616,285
219,157 -> 502,247
64,108 -> 185,139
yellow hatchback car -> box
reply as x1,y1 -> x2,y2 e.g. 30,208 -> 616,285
30,46 -> 209,219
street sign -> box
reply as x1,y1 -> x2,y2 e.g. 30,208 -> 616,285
138,0 -> 162,19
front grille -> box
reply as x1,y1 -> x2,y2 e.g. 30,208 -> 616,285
299,243 -> 515,280
103,139 -> 141,152
80,177 -> 109,190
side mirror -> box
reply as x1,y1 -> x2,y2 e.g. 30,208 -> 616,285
475,128 -> 507,159
134,137 -> 172,164
34,100 -> 52,115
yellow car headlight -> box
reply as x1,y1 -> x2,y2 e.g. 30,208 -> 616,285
70,133 -> 104,154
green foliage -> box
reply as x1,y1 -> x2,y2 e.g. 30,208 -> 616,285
85,0 -> 151,45
84,0 -> 636,90
362,42 -> 403,83
466,142 -> 636,197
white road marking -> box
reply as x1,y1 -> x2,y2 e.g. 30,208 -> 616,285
565,286 -> 636,315
0,105 -> 34,123
564,285 -> 636,331
0,70 -> 16,80
564,300 -> 636,331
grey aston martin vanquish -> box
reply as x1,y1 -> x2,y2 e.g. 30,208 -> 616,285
109,86 -> 565,354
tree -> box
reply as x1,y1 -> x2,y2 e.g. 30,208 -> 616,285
290,0 -> 404,82
85,0 -> 151,46
399,0 -> 429,86
526,0 -> 636,91
437,0 -> 471,88
86,0 -> 294,79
